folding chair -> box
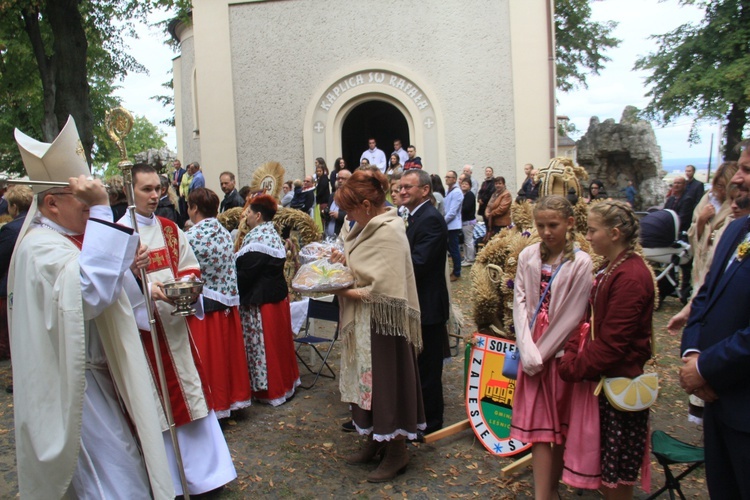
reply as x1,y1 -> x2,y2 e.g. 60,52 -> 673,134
646,430 -> 705,500
294,297 -> 339,389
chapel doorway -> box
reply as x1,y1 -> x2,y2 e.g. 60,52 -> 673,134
341,100 -> 410,172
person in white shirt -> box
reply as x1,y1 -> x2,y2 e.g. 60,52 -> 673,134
11,117 -> 173,499
392,139 -> 409,166
119,165 -> 237,496
360,138 -> 387,174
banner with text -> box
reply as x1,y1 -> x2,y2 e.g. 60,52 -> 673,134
466,333 -> 530,457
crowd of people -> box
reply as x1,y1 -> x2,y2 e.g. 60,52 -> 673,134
1,121 -> 748,499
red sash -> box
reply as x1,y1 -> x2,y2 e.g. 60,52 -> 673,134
63,233 -> 85,249
146,217 -> 181,277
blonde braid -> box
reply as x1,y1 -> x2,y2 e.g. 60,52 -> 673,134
590,200 -> 640,250
563,227 -> 576,262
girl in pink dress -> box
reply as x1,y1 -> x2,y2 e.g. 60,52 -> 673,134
510,195 -> 593,500
560,200 -> 654,499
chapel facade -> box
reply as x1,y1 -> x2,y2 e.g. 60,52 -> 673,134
171,0 -> 557,193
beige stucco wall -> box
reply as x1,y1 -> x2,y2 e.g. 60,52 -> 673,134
509,0 -> 557,183
172,23 -> 201,167
185,0 -> 555,194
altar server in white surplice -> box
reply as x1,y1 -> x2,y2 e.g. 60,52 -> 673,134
9,117 -> 174,499
118,164 -> 236,496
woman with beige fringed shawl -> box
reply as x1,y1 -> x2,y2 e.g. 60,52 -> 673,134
330,168 -> 425,484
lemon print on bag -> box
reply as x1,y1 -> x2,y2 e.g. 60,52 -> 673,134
599,373 -> 659,412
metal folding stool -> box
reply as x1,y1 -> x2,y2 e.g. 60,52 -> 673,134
294,297 -> 339,389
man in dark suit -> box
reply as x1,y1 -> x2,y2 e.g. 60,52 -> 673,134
684,164 -> 705,207
665,175 -> 696,301
219,171 -> 245,213
680,145 -> 750,499
400,169 -> 450,436
0,186 -> 8,216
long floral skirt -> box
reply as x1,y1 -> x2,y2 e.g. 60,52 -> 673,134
240,298 -> 300,406
349,330 -> 426,442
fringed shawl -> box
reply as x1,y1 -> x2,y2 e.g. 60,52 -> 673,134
341,207 -> 421,347
339,208 -> 421,408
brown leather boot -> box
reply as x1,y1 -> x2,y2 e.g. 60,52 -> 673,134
344,436 -> 386,465
366,439 -> 409,482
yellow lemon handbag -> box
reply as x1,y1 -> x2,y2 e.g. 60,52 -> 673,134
594,373 -> 659,412
589,290 -> 659,412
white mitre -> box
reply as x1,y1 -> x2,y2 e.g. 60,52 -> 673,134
14,115 -> 89,194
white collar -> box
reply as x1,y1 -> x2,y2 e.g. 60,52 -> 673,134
35,214 -> 77,235
408,199 -> 431,216
121,211 -> 156,227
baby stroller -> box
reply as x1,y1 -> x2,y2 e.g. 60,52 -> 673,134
639,209 -> 692,306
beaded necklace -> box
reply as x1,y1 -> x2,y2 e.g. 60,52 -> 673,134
591,248 -> 633,340
590,248 -> 656,353
40,221 -> 84,248
595,249 -> 632,292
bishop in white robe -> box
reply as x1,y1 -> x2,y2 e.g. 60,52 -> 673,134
10,184 -> 174,499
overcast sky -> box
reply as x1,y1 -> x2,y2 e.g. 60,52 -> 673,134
112,10 -> 177,150
115,1 -> 714,163
557,0 -> 716,162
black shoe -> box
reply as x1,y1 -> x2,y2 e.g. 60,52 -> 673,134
407,430 -> 425,443
5,385 -> 12,394
679,288 -> 692,305
341,420 -> 355,432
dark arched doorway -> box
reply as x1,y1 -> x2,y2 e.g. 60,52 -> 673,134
341,100 -> 409,172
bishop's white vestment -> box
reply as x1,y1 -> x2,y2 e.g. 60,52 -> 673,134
9,206 -> 174,499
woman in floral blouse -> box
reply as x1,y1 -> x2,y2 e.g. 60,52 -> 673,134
186,188 -> 252,418
236,194 -> 300,405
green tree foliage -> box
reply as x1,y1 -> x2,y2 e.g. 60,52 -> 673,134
0,0 -> 182,175
94,114 -> 167,177
635,0 -> 750,159
555,0 -> 621,92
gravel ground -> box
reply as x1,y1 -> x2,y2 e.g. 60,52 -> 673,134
0,278 -> 707,499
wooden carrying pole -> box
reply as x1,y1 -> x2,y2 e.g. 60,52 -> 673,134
105,107 -> 190,498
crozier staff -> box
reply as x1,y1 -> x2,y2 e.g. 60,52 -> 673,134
10,117 -> 173,499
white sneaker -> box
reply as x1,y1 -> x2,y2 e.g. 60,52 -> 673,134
461,260 -> 474,267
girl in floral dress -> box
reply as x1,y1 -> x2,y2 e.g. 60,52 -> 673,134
510,195 -> 593,500
236,194 -> 300,405
185,188 -> 252,419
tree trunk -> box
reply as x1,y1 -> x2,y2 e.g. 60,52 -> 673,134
723,101 -> 747,161
21,5 -> 58,142
46,0 -> 93,167
724,1 -> 750,161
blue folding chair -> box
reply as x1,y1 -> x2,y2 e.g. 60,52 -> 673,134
294,298 -> 339,389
